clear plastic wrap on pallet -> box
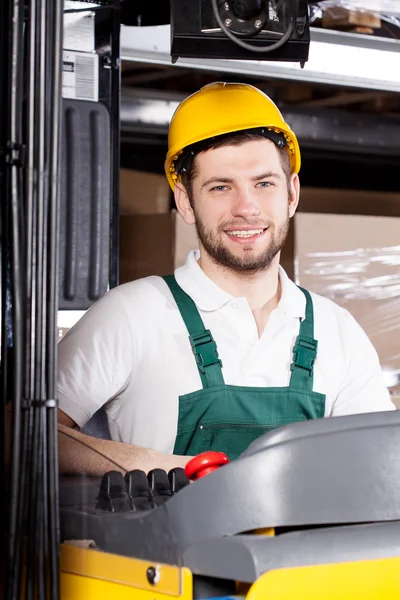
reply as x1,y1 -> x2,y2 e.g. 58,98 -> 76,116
295,213 -> 400,401
309,0 -> 400,38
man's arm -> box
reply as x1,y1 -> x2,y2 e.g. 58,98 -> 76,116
58,409 -> 191,475
57,287 -> 187,474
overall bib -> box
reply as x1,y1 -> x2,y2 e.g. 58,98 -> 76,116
163,275 -> 326,460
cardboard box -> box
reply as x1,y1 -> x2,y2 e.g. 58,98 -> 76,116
120,169 -> 171,215
298,187 -> 400,218
322,7 -> 381,30
119,213 -> 174,282
119,210 -> 198,283
295,211 -> 400,397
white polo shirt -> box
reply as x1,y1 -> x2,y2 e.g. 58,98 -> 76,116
58,250 -> 395,453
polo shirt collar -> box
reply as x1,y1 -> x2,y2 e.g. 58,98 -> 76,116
175,250 -> 232,311
175,250 -> 306,319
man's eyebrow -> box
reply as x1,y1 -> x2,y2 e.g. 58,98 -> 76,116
250,171 -> 282,181
200,177 -> 233,190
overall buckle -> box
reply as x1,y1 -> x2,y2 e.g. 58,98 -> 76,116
189,330 -> 223,374
291,336 -> 318,375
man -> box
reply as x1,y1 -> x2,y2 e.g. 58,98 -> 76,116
58,82 -> 395,476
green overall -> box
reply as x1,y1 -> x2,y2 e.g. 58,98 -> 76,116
163,275 -> 326,461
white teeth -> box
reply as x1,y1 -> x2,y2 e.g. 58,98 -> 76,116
227,229 -> 264,237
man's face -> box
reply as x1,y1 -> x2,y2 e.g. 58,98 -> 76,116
184,139 -> 298,274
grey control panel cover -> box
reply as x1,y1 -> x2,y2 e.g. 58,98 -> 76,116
164,411 -> 400,549
61,411 -> 400,571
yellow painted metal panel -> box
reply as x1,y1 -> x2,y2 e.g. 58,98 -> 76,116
247,556 -> 400,600
61,572 -> 193,600
252,528 -> 274,536
60,544 -> 192,599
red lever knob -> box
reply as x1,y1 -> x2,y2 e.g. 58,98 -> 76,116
185,451 -> 229,480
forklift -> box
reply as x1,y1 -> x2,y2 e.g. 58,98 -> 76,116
2,2 -> 400,599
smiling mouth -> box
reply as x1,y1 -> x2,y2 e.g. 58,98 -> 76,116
225,227 -> 268,239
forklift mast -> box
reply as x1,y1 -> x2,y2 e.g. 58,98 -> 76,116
0,1 -> 120,598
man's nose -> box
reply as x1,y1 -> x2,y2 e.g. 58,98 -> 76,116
231,189 -> 261,217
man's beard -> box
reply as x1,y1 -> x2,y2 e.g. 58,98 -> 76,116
194,209 -> 290,274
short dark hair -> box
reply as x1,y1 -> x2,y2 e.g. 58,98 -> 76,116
178,130 -> 292,205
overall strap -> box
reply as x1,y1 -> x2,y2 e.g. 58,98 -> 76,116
289,287 -> 318,392
163,275 -> 225,389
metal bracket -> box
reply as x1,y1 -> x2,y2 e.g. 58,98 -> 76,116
5,142 -> 26,167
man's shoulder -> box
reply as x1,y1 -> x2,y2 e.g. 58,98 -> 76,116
304,288 -> 368,347
281,269 -> 350,327
307,288 -> 348,319
61,276 -> 173,347
110,275 -> 170,301
106,275 -> 173,319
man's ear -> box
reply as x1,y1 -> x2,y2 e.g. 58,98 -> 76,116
174,182 -> 195,225
288,173 -> 300,219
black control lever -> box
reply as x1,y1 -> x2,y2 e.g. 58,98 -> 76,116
96,468 -> 190,513
125,470 -> 154,511
147,469 -> 173,506
95,471 -> 130,512
168,467 -> 190,494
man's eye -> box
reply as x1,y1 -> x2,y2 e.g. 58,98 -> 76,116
211,185 -> 227,192
257,181 -> 272,188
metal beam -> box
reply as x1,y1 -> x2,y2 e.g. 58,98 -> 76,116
120,25 -> 400,92
120,87 -> 400,157
299,91 -> 394,108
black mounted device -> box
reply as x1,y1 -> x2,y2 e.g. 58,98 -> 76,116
170,0 -> 310,64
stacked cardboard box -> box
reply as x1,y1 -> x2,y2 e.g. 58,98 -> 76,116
119,169 -> 198,284
120,169 -> 171,215
322,5 -> 381,32
294,191 -> 400,404
310,1 -> 400,38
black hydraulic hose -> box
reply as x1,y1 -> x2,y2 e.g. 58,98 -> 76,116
46,1 -> 63,597
0,247 -> 9,588
0,1 -> 11,588
0,5 -> 11,403
110,3 -> 121,290
6,0 -> 26,598
35,411 -> 45,600
26,0 -> 43,595
26,0 -> 37,400
28,0 -> 48,595
38,2 -> 49,598
34,0 -> 46,405
42,407 -> 49,596
20,0 -> 38,582
26,412 -> 40,600
24,2 -> 39,595
12,3 -> 32,597
41,0 -> 53,596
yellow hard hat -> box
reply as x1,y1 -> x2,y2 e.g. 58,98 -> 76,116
164,81 -> 300,190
